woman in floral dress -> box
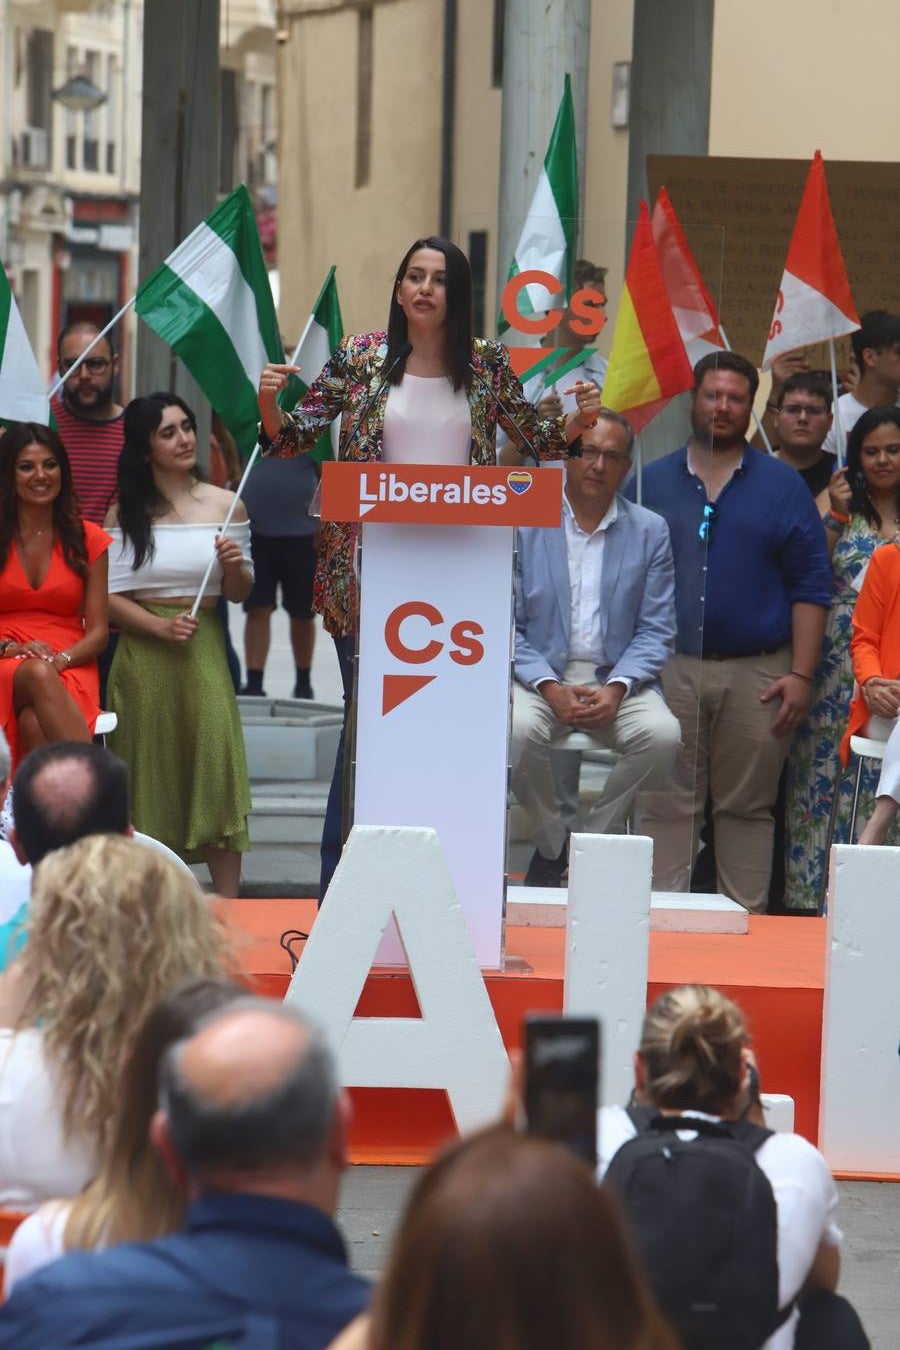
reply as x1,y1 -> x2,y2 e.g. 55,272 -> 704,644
785,407 -> 900,907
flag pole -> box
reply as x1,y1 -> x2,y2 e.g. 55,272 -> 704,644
288,265 -> 335,368
190,275 -> 331,616
636,439 -> 643,506
288,310 -> 316,369
718,322 -> 774,455
189,439 -> 262,619
46,296 -> 137,400
829,339 -> 844,468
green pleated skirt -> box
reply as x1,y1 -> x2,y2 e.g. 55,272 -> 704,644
107,604 -> 251,860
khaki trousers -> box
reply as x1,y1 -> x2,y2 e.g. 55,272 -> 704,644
641,648 -> 793,912
510,660 -> 682,858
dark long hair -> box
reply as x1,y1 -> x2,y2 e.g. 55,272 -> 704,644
846,405 -> 900,529
386,235 -> 473,392
0,422 -> 87,576
116,393 -> 199,569
369,1126 -> 678,1350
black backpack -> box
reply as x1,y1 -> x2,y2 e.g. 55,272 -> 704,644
605,1106 -> 791,1350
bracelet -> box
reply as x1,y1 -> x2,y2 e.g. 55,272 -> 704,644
828,508 -> 850,524
789,670 -> 813,683
57,651 -> 72,664
822,512 -> 848,533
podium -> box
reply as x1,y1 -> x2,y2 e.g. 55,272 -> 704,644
321,461 -> 563,967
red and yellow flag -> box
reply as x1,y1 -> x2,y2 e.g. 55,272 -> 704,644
651,186 -> 724,362
602,201 -> 694,432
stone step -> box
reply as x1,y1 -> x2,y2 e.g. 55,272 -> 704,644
505,886 -> 749,934
249,787 -> 329,844
241,708 -> 342,783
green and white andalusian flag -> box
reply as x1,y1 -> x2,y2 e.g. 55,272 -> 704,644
279,266 -> 344,464
498,74 -> 579,335
136,184 -> 283,453
0,268 -> 50,424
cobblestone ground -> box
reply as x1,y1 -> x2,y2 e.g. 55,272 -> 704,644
339,1166 -> 900,1346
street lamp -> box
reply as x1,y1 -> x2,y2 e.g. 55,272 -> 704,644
52,74 -> 108,113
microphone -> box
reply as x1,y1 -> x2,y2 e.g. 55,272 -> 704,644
339,341 -> 413,458
468,360 -> 541,467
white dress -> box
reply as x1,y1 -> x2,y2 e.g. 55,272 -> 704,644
4,1200 -> 70,1293
0,1028 -> 93,1210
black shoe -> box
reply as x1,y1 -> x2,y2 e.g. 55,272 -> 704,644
240,684 -> 267,697
524,837 -> 569,887
293,675 -> 313,699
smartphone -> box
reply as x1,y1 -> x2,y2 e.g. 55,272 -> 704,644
524,1014 -> 600,1168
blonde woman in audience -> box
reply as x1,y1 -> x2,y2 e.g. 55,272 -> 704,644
4,977 -> 242,1291
0,835 -> 233,1210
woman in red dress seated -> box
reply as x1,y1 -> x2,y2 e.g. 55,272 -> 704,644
0,424 -> 110,767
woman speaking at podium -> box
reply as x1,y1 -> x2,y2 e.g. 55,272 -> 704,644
257,235 -> 601,896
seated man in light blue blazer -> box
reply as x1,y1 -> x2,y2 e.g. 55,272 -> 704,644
511,409 -> 681,886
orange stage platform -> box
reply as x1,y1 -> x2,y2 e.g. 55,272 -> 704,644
220,899 -> 826,1163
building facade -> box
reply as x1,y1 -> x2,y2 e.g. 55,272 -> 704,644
0,0 -> 278,396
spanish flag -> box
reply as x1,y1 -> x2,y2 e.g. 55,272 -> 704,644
602,201 -> 694,432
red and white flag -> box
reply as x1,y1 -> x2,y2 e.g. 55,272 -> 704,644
651,187 -> 724,363
761,150 -> 859,370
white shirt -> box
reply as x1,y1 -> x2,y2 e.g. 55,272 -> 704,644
597,1104 -> 842,1350
0,1028 -> 94,1209
107,522 -> 253,599
822,389 -> 900,457
564,491 -> 618,663
5,1200 -> 70,1293
383,375 -> 472,464
0,842 -> 30,925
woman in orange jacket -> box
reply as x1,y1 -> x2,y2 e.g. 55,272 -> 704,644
844,535 -> 900,842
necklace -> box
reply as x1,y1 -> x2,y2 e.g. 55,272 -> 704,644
15,528 -> 50,540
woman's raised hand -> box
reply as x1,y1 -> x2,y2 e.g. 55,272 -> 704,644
258,362 -> 299,402
161,611 -> 199,645
257,362 -> 300,440
564,380 -> 602,430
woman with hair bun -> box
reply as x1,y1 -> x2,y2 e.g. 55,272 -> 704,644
599,985 -> 865,1350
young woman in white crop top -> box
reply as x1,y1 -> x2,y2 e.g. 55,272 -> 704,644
105,393 -> 254,896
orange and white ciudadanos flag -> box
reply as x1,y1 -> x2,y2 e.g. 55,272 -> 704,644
651,186 -> 725,364
602,200 -> 694,433
761,150 -> 859,370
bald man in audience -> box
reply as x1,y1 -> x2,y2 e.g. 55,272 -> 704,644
0,1000 -> 369,1349
0,741 -> 131,972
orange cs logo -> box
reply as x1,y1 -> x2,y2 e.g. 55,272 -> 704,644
382,601 -> 485,714
501,270 -> 608,339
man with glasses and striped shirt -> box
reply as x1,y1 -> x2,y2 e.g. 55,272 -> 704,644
631,351 -> 832,913
52,322 -> 125,527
